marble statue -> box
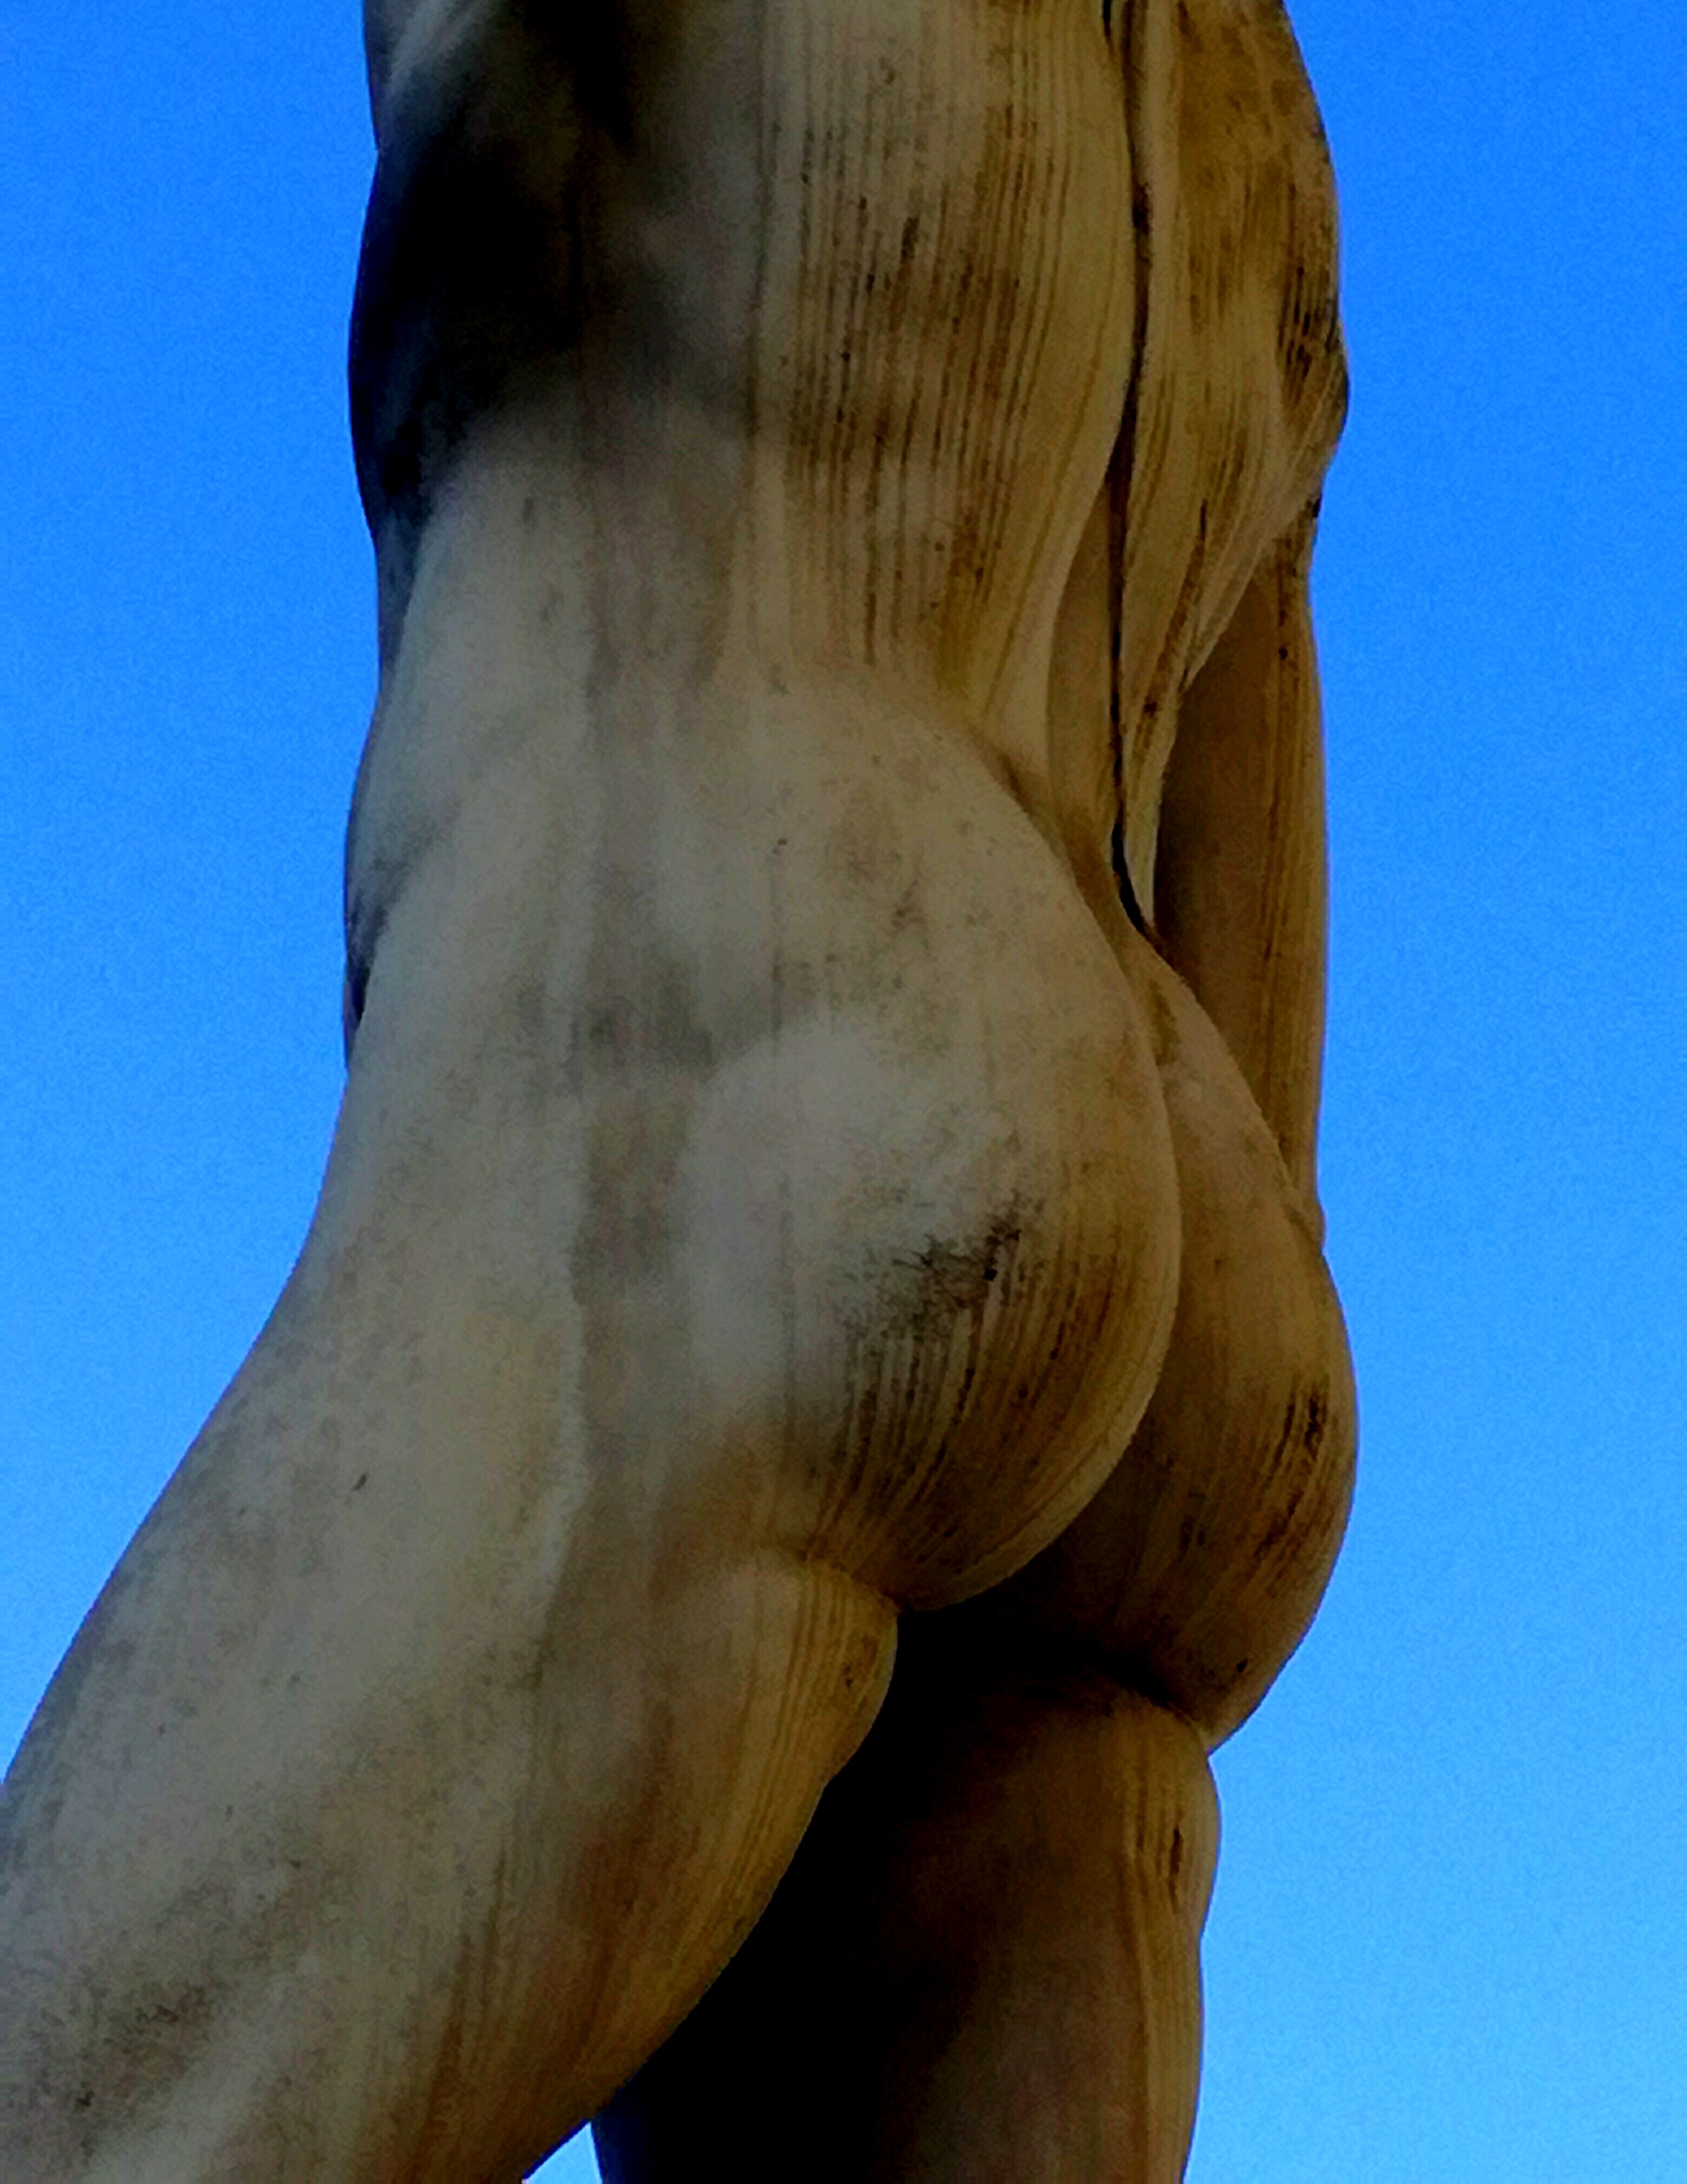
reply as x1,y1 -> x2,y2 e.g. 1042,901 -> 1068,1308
1,1 -> 1354,2175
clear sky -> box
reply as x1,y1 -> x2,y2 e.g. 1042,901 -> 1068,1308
4,5 -> 1684,2178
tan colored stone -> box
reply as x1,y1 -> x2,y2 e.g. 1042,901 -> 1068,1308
2,4 -> 1352,2176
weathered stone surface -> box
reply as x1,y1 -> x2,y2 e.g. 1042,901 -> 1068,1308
2,4 -> 1352,2175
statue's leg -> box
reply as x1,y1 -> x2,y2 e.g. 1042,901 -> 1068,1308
0,1151 -> 899,2183
593,1624 -> 1217,2183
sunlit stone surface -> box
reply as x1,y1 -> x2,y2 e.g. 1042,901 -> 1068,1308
2,4 -> 1352,2175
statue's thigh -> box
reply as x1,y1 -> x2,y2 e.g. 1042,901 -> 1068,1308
594,1628 -> 1217,2184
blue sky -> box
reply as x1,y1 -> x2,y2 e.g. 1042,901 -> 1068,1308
4,5 -> 1685,2177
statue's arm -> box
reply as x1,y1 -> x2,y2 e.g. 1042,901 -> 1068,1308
1153,502 -> 1333,1217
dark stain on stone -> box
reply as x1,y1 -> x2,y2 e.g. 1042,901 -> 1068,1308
887,1216 -> 1023,1340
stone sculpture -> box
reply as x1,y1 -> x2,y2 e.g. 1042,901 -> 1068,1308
1,1 -> 1354,2175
